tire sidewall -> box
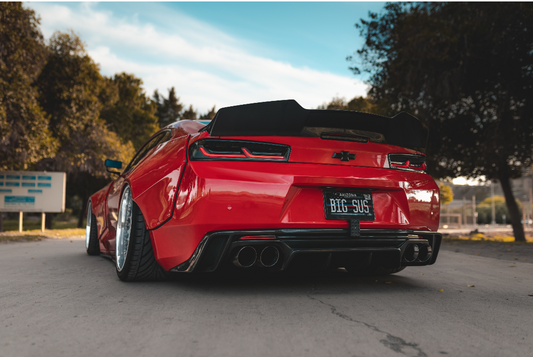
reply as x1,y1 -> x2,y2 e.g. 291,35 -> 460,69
114,184 -> 167,282
86,200 -> 100,255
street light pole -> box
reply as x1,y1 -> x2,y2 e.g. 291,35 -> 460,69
527,189 -> 533,227
491,180 -> 496,225
473,195 -> 477,229
463,197 -> 467,228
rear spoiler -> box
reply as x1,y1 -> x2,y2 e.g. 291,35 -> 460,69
202,100 -> 428,153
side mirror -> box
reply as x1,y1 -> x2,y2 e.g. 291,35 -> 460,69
105,159 -> 123,175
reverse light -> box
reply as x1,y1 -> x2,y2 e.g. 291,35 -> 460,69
388,153 -> 426,172
190,139 -> 290,161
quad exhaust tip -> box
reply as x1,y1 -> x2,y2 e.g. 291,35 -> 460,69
233,246 -> 280,268
403,243 -> 433,263
233,246 -> 257,268
257,246 -> 280,268
404,244 -> 419,262
418,245 -> 432,262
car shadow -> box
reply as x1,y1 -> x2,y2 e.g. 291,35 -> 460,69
159,267 -> 429,295
68,249 -> 431,296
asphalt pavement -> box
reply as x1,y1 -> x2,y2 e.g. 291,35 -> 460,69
1,237 -> 532,357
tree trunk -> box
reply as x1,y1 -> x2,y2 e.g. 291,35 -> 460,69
0,212 -> 3,232
77,193 -> 88,228
498,172 -> 526,242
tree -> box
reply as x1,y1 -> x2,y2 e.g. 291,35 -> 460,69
345,96 -> 383,114
317,96 -> 347,110
182,104 -> 198,120
38,31 -> 104,142
350,3 -> 533,241
477,195 -> 522,225
153,87 -> 183,127
438,182 -> 454,206
0,3 -> 57,170
318,96 -> 382,114
100,73 -> 159,149
36,31 -> 134,227
62,119 -> 134,227
200,106 -> 217,119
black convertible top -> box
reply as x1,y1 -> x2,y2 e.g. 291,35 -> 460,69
204,100 -> 428,152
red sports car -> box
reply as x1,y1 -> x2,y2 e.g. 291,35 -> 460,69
85,100 -> 442,281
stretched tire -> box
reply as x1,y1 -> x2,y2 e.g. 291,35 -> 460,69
115,185 -> 169,282
85,200 -> 100,255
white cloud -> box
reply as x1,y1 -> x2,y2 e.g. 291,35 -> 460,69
29,2 -> 368,113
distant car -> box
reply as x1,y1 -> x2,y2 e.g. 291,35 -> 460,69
85,100 -> 442,281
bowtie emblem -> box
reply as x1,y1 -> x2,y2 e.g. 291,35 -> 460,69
332,151 -> 356,162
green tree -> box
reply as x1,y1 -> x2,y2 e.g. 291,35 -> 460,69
0,3 -> 57,170
200,105 -> 217,119
477,195 -> 522,224
64,119 -> 134,227
182,104 -> 198,120
153,87 -> 183,127
317,96 -> 348,110
36,31 -> 134,227
318,96 -> 383,114
100,73 -> 159,149
37,31 -> 104,142
346,96 -> 383,114
438,182 -> 454,206
350,3 -> 533,241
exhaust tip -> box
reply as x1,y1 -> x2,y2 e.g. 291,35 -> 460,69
233,246 -> 257,268
418,245 -> 432,262
404,244 -> 419,262
257,246 -> 280,268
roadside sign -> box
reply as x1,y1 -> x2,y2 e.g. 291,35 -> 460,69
0,171 -> 66,213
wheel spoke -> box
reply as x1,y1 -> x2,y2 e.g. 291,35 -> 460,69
116,186 -> 133,271
85,201 -> 92,250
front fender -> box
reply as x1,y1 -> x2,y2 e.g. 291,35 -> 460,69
89,182 -> 113,238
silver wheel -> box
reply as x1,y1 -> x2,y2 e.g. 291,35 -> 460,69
116,186 -> 133,272
85,201 -> 92,250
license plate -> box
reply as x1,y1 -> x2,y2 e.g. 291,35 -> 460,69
323,191 -> 375,220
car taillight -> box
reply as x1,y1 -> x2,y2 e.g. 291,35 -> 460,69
320,132 -> 369,143
190,139 -> 290,161
239,235 -> 276,240
388,153 -> 426,172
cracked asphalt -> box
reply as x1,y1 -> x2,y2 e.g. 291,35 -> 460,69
1,238 -> 532,357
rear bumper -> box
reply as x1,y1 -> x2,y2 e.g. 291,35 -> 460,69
170,228 -> 442,273
150,161 -> 440,271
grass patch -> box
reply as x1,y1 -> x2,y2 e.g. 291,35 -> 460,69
0,234 -> 44,243
41,228 -> 85,238
1,218 -> 84,232
443,232 -> 533,244
0,228 -> 84,243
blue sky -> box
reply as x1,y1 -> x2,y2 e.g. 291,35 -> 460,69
27,2 -> 386,113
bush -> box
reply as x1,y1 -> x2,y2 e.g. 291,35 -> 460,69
476,195 -> 522,224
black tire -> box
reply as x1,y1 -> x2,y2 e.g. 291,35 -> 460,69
86,200 -> 100,256
346,265 -> 406,276
116,190 -> 168,282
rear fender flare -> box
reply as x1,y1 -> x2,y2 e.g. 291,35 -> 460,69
132,135 -> 191,231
